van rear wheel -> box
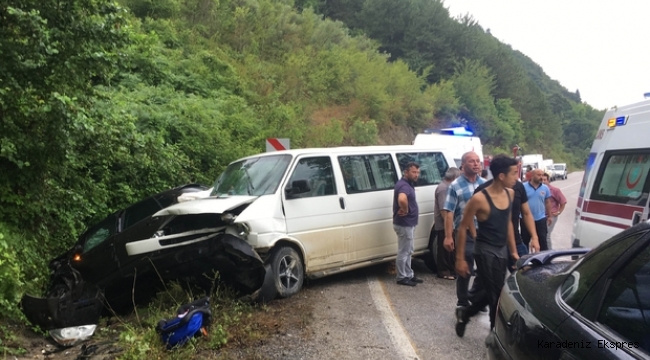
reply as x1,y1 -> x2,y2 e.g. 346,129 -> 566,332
268,246 -> 304,298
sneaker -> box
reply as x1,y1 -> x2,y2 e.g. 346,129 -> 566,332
409,276 -> 424,284
396,278 -> 417,286
455,307 -> 469,337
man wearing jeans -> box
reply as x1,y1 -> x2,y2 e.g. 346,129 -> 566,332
393,162 -> 421,286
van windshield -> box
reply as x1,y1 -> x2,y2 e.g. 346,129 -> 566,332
212,154 -> 292,197
554,164 -> 565,170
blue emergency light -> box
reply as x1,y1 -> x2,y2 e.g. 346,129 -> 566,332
615,116 -> 627,126
423,126 -> 474,136
443,127 -> 473,136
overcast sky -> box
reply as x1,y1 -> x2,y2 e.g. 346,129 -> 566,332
443,0 -> 650,110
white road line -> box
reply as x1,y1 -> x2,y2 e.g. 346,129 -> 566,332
367,276 -> 419,360
559,182 -> 581,190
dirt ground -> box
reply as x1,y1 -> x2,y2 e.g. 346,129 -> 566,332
10,263 -> 397,359
8,290 -> 316,360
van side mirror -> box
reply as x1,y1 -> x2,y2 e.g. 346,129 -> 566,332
285,180 -> 311,199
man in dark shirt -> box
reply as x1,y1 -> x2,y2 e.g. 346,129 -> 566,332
434,167 -> 461,280
393,162 -> 421,286
475,178 -> 540,269
455,155 -> 520,337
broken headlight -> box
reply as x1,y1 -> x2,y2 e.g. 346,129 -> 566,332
221,212 -> 237,223
225,222 -> 250,237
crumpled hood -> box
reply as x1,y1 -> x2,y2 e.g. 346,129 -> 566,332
154,196 -> 258,216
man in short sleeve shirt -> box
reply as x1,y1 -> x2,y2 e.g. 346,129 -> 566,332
393,162 -> 421,286
522,169 -> 552,250
442,152 -> 485,307
542,172 -> 567,250
434,167 -> 461,279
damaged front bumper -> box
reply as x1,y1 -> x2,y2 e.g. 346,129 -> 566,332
21,290 -> 104,331
21,233 -> 266,330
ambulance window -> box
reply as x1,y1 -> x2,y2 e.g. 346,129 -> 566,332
591,151 -> 650,206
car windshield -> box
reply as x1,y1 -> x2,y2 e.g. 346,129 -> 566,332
212,154 -> 292,197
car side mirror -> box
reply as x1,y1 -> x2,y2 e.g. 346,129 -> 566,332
285,180 -> 310,199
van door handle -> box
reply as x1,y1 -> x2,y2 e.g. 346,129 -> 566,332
632,211 -> 642,225
339,197 -> 346,209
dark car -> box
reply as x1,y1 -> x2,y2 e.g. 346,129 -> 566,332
22,184 -> 267,330
487,222 -> 650,360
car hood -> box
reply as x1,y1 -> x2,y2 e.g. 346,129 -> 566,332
154,196 -> 258,216
515,250 -> 586,294
510,249 -> 590,332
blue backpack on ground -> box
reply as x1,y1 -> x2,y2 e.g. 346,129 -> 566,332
156,297 -> 212,349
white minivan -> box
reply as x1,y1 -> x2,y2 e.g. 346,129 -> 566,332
154,145 -> 454,298
572,99 -> 650,249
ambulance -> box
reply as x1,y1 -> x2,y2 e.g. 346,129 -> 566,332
413,127 -> 484,168
571,99 -> 650,249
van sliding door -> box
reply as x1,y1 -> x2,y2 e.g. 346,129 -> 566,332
338,154 -> 398,263
282,156 -> 345,271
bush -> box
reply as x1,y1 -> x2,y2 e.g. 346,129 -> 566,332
0,224 -> 26,322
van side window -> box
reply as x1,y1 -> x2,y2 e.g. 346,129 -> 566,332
286,157 -> 336,198
591,151 -> 650,206
338,154 -> 397,193
396,152 -> 448,186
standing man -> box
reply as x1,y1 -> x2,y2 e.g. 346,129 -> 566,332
522,169 -> 552,250
524,165 -> 534,182
475,171 -> 540,270
442,152 -> 485,307
434,167 -> 461,280
454,155 -> 520,336
393,162 -> 422,286
542,172 -> 567,250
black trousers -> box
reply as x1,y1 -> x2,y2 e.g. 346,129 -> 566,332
454,229 -> 475,307
463,253 -> 508,329
521,218 -> 548,251
435,230 -> 455,277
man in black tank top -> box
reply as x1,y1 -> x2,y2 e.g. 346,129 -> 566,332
454,155 -> 520,337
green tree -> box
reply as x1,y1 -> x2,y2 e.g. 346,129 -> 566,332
0,0 -> 132,237
450,59 -> 498,138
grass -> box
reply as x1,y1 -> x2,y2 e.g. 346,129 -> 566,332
5,280 -> 314,359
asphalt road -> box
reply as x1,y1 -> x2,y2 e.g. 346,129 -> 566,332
284,172 -> 584,360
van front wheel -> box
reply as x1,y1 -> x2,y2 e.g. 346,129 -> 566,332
269,246 -> 304,298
